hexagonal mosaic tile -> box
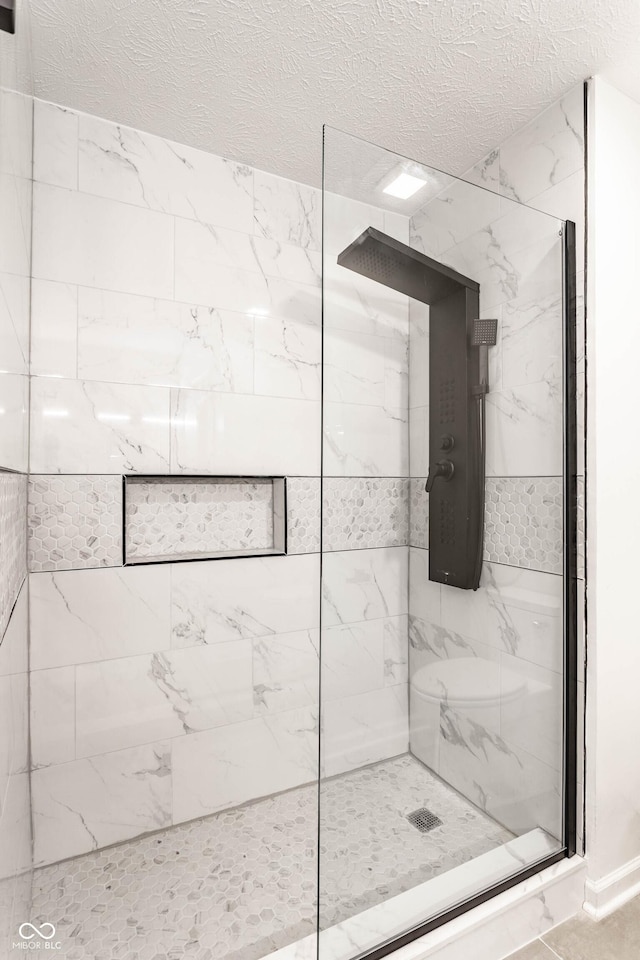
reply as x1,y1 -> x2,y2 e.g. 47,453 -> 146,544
31,755 -> 511,960
28,476 -> 122,572
323,478 -> 409,551
409,478 -> 429,549
125,478 -> 275,562
286,477 -> 321,554
484,477 -> 562,574
0,471 -> 27,639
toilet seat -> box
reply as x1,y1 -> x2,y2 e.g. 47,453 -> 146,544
411,656 -> 526,708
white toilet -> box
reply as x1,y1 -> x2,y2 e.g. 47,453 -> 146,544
410,656 -> 527,773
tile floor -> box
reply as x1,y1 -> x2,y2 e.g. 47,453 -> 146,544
509,892 -> 640,960
31,754 -> 512,960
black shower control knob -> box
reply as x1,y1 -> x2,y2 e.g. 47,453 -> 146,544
425,460 -> 455,493
440,434 -> 455,452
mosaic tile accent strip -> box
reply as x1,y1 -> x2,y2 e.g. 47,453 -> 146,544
323,478 -> 409,552
484,477 -> 562,574
31,755 -> 511,960
125,477 -> 284,563
0,471 -> 27,640
409,478 -> 429,549
28,476 -> 123,573
287,476 -> 321,554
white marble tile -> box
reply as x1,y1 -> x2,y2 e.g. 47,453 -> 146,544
174,216 -> 321,289
32,742 -> 172,866
0,89 -> 33,181
409,682 -> 441,772
323,258 -> 409,341
30,278 -> 78,379
78,113 -> 254,231
0,773 -> 30,881
485,381 -> 562,477
175,228 -> 321,324
77,287 -> 255,391
322,547 -> 408,627
322,620 -> 385,701
30,565 -> 171,670
0,373 -> 28,472
324,330 -> 387,406
75,642 -> 254,757
254,170 -> 320,251
462,148 -> 501,193
171,388 -> 320,475
172,706 -> 318,823
529,169 -> 585,271
254,314 -> 321,400
500,654 -> 563,771
30,666 -> 76,768
483,562 -> 563,673
33,99 -> 78,189
323,192 -> 384,259
9,680 -> 30,779
499,83 -> 584,205
0,582 -> 28,677
0,272 -> 30,375
438,703 -> 562,839
322,685 -> 408,777
409,299 -> 429,409
409,404 -> 429,478
30,377 -> 171,473
32,183 -> 174,299
409,178 -> 502,258
171,553 -> 319,647
0,173 -> 31,278
440,578 -> 490,643
408,615 -> 498,678
323,401 -> 408,477
253,629 -> 319,715
501,290 -> 562,390
384,615 -> 409,685
408,547 -> 441,624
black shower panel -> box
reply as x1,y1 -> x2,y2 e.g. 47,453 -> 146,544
337,227 -> 492,590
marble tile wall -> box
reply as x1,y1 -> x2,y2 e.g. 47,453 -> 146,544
27,101 -> 327,867
0,6 -> 34,938
29,555 -> 320,865
407,83 -> 585,848
321,547 -> 409,778
31,99 -> 322,478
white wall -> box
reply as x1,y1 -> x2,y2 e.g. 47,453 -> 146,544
585,77 -> 640,916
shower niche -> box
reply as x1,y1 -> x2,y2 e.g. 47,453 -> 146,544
338,227 -> 496,589
123,474 -> 287,564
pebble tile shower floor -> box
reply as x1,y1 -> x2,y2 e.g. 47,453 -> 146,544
31,756 -> 512,960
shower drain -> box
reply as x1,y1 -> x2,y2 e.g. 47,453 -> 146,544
406,807 -> 443,833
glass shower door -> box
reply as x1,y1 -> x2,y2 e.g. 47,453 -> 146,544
318,125 -> 576,959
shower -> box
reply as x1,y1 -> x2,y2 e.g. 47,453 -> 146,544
337,226 -> 497,590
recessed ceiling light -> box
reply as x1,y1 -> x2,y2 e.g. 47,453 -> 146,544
382,170 -> 428,200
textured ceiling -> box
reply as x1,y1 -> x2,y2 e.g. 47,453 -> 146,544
26,0 -> 640,187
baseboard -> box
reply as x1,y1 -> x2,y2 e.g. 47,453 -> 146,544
584,853 -> 640,919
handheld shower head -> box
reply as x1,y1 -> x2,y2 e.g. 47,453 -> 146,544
471,318 -> 498,347
471,318 -> 498,395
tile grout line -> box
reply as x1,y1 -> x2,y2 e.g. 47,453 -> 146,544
538,937 -> 565,960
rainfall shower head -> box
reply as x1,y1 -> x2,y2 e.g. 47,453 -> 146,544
337,227 -> 478,306
471,318 -> 498,347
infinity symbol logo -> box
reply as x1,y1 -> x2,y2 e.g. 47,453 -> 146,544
18,922 -> 56,940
